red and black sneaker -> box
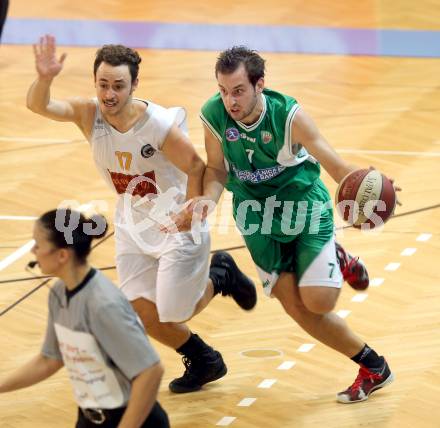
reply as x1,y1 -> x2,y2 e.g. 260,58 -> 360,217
335,242 -> 369,290
337,357 -> 394,403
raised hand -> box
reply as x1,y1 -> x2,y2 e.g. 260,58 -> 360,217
33,34 -> 67,80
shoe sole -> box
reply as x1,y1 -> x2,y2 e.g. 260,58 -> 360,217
168,363 -> 228,394
336,372 -> 395,404
211,252 -> 257,310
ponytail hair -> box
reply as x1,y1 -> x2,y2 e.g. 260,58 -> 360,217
38,208 -> 108,264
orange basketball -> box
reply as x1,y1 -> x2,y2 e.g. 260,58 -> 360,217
335,169 -> 396,229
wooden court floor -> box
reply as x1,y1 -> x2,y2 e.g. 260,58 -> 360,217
1,1 -> 440,427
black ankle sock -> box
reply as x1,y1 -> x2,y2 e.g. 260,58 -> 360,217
176,333 -> 212,358
351,344 -> 383,369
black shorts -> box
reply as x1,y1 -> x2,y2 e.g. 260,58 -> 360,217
76,401 -> 169,428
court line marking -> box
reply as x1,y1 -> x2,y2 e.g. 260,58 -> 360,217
0,216 -> 38,221
297,344 -> 315,353
336,149 -> 440,157
195,145 -> 440,157
336,309 -> 351,318
237,398 -> 256,407
258,379 -> 277,389
385,262 -> 401,271
0,240 -> 35,272
401,247 -> 417,256
277,361 -> 296,370
351,293 -> 368,303
0,137 -> 74,143
216,416 -> 236,426
239,348 -> 284,359
371,277 -> 385,287
416,233 -> 432,242
0,203 -> 94,272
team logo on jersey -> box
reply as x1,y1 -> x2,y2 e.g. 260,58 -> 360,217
261,131 -> 273,144
141,144 -> 155,158
94,118 -> 105,131
225,127 -> 240,142
294,145 -> 307,158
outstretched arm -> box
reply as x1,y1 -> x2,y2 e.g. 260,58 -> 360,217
291,108 -> 357,183
26,34 -> 89,125
0,354 -> 63,393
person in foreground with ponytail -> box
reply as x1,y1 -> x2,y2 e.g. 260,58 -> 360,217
0,208 -> 170,428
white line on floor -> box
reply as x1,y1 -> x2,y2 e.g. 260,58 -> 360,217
401,247 -> 417,256
336,309 -> 351,318
0,203 -> 95,272
370,278 -> 385,287
336,149 -> 440,157
0,240 -> 35,272
277,361 -> 296,370
258,379 -> 277,389
416,233 -> 432,242
216,416 -> 236,426
0,136 -> 73,143
385,262 -> 401,271
351,293 -> 368,303
297,344 -> 315,353
237,398 -> 257,407
0,215 -> 38,221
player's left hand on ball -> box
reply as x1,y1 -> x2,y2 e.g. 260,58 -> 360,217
370,166 -> 402,206
390,178 -> 402,206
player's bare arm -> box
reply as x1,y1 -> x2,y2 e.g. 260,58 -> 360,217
202,123 -> 228,204
291,108 -> 357,183
164,124 -> 227,231
26,34 -> 93,133
161,123 -> 205,201
160,124 -> 205,231
293,108 -> 402,199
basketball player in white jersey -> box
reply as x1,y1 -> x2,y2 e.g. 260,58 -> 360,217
26,34 -> 257,393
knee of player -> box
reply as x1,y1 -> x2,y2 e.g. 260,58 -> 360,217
300,288 -> 338,314
131,299 -> 160,327
305,299 -> 336,314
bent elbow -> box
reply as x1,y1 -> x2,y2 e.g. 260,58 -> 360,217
26,101 -> 43,114
188,156 -> 206,177
26,100 -> 36,112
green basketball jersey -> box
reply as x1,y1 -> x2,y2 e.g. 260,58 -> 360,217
201,88 -> 335,278
200,88 -> 322,202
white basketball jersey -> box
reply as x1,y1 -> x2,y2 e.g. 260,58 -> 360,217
88,98 -> 188,225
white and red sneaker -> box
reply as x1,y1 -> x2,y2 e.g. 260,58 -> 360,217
336,242 -> 369,291
337,357 -> 394,403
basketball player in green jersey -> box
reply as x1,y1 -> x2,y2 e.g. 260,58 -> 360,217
200,47 -> 394,403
